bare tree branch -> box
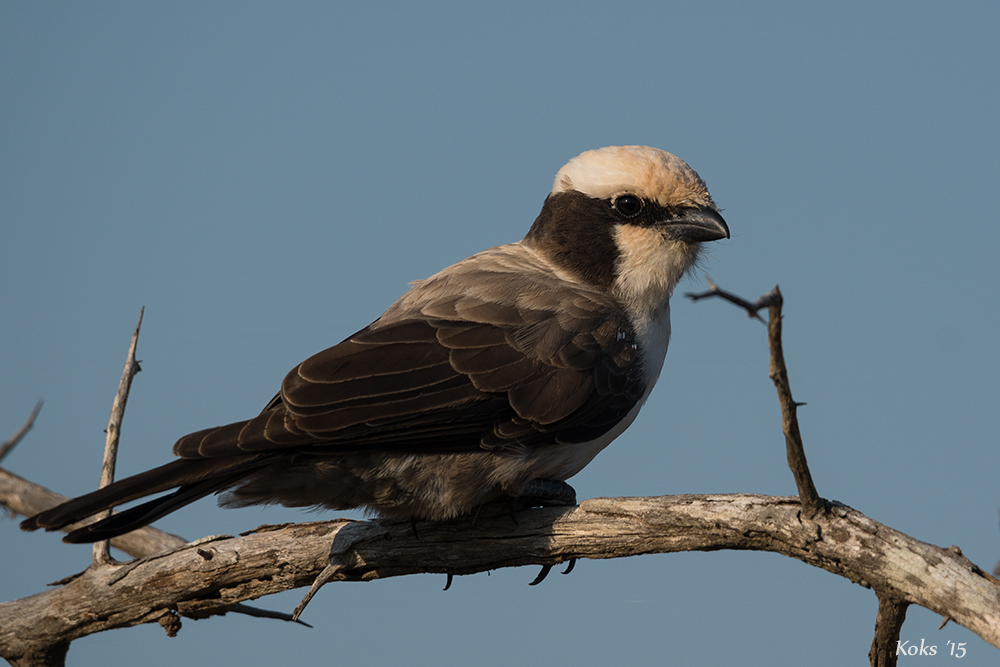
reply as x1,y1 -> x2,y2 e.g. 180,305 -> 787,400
0,401 -> 43,465
685,279 -> 993,658
93,308 -> 144,566
4,493 -> 1000,665
686,283 -> 822,515
763,287 -> 823,517
870,593 -> 909,667
684,275 -> 774,321
1,468 -> 313,649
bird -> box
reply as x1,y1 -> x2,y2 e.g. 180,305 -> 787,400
22,145 -> 729,544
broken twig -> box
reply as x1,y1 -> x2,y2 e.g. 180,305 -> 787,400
93,308 -> 145,566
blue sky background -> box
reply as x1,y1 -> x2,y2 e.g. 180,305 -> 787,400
3,2 -> 999,665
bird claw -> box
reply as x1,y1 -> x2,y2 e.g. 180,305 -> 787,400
528,558 -> 577,586
529,565 -> 553,586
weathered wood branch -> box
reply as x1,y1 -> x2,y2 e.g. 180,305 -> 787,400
686,282 -> 821,516
685,281 -> 1000,664
3,492 -> 1000,665
870,593 -> 909,667
0,466 -> 309,666
93,307 -> 144,566
763,288 -> 823,517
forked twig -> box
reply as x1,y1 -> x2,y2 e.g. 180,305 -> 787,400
685,276 -> 777,321
686,281 -> 822,517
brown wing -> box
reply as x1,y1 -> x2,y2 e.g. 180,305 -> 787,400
175,284 -> 646,459
25,247 -> 650,541
30,304 -> 644,541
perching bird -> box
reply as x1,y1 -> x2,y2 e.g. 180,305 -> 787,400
22,145 -> 729,543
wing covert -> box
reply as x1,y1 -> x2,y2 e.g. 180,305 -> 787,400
174,249 -> 648,459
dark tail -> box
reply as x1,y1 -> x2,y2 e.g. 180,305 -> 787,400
20,454 -> 274,543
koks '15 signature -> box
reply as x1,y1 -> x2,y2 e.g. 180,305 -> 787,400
897,639 -> 966,658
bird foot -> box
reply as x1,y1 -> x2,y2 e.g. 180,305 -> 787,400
507,479 -> 577,523
517,478 -> 577,507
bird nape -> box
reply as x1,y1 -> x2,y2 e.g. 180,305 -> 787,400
22,145 -> 729,543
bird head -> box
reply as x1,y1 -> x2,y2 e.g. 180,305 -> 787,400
523,145 -> 729,319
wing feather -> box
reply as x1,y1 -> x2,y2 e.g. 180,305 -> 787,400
173,245 -> 647,460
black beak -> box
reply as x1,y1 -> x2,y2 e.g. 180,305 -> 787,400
667,208 -> 730,242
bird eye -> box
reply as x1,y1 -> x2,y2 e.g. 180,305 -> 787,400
612,194 -> 643,218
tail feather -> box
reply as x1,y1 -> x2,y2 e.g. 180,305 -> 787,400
61,472 -> 251,543
20,454 -> 274,540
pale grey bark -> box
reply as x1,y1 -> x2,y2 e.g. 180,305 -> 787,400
3,488 -> 1000,666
